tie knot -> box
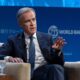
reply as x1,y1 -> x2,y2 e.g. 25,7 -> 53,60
29,36 -> 33,40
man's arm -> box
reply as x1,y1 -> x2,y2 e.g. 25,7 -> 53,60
0,38 -> 23,63
50,37 -> 66,66
0,39 -> 13,59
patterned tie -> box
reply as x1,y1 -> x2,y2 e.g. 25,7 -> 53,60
29,36 -> 35,71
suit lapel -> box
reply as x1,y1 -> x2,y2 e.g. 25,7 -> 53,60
37,32 -> 44,51
37,32 -> 51,61
37,32 -> 49,53
17,32 -> 27,62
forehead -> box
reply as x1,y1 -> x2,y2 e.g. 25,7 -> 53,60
20,11 -> 36,18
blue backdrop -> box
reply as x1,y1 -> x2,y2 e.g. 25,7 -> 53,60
0,6 -> 80,61
0,0 -> 80,7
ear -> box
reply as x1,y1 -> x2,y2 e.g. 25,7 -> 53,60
18,20 -> 24,27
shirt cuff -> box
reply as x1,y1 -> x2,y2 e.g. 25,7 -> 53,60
4,56 -> 11,61
58,51 -> 61,56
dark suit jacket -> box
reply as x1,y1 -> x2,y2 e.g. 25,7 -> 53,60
0,32 -> 64,66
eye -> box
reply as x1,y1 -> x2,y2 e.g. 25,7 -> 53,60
32,18 -> 36,21
25,20 -> 30,23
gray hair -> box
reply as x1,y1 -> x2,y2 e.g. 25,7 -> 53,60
17,7 -> 35,20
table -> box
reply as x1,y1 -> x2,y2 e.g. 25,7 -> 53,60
0,75 -> 14,80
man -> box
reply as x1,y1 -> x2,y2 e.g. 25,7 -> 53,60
0,7 -> 66,80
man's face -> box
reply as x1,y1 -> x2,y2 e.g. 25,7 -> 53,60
19,11 -> 37,35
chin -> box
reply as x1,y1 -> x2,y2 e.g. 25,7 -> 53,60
32,32 -> 36,34
31,30 -> 36,34
29,32 -> 35,35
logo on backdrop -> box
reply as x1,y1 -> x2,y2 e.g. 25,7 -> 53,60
48,25 -> 58,38
48,25 -> 80,39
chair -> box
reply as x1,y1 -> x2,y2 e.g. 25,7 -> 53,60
64,62 -> 80,80
0,43 -> 4,47
0,43 -> 31,80
4,63 -> 31,80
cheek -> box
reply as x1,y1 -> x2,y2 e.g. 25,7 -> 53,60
26,27 -> 31,32
24,27 -> 30,33
23,26 -> 28,31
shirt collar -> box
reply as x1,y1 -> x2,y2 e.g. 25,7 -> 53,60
24,32 -> 36,39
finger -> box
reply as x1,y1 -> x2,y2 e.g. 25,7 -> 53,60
57,40 -> 67,49
54,37 -> 63,45
8,57 -> 18,63
59,39 -> 67,46
55,38 -> 66,46
52,44 -> 61,50
8,57 -> 15,62
11,58 -> 23,63
54,39 -> 62,46
16,58 -> 23,63
13,58 -> 18,63
53,39 -> 65,49
56,41 -> 64,49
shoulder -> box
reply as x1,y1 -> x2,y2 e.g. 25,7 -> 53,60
37,31 -> 52,38
37,31 -> 53,42
7,32 -> 24,41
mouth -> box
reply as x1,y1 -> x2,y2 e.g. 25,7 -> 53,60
30,27 -> 36,31
30,27 -> 36,30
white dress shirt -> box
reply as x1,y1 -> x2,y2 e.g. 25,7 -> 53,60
24,32 -> 47,70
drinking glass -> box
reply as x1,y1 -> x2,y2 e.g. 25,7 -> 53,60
0,60 -> 6,75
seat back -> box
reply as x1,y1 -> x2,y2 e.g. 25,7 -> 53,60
0,43 -> 3,47
64,62 -> 80,80
4,63 -> 31,80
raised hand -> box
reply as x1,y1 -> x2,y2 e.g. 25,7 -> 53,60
52,37 -> 66,50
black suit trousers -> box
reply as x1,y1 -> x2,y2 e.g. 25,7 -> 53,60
31,64 -> 64,80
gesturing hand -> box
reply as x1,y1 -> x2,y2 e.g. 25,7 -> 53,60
52,37 -> 66,50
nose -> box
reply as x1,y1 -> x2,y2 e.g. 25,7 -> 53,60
30,20 -> 34,25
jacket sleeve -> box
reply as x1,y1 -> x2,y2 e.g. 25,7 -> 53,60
49,36 -> 64,66
0,37 -> 14,59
